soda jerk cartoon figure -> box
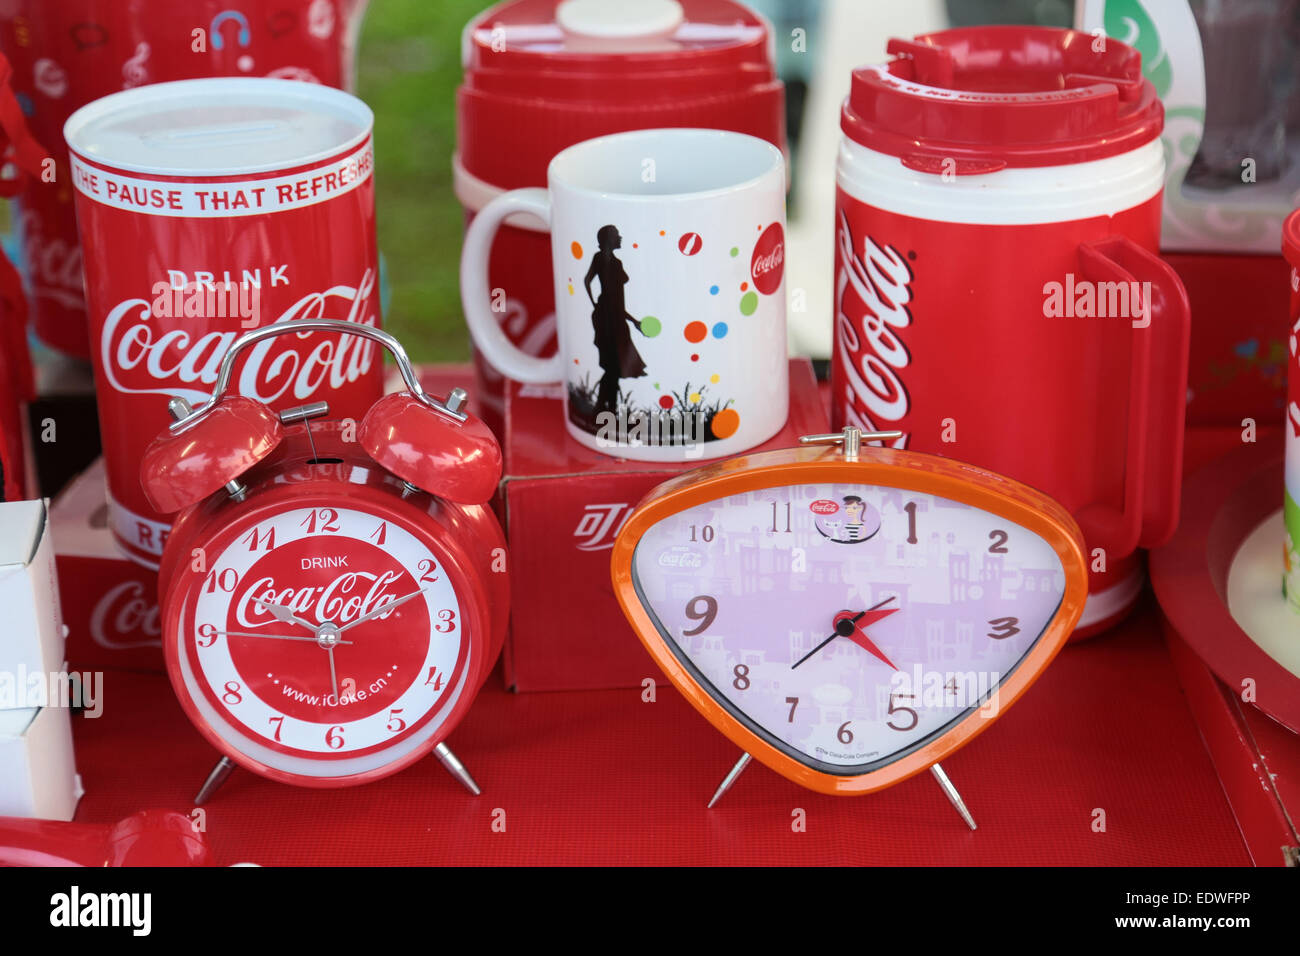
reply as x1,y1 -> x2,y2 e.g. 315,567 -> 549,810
812,495 -> 882,544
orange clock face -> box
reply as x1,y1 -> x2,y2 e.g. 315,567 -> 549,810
610,444 -> 1089,796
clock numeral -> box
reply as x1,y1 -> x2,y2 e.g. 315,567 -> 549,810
682,595 -> 718,636
268,715 -> 284,742
325,726 -> 345,750
769,501 -> 791,533
370,522 -> 387,546
386,709 -> 406,734
837,720 -> 854,745
241,525 -> 275,551
222,681 -> 242,706
988,529 -> 1009,553
435,608 -> 457,633
688,524 -> 715,543
424,666 -> 443,690
300,508 -> 341,534
732,664 -> 750,691
886,692 -> 918,732
204,568 -> 238,593
418,558 -> 439,583
987,617 -> 1021,640
196,623 -> 219,648
944,677 -> 959,698
785,697 -> 799,722
904,501 -> 919,544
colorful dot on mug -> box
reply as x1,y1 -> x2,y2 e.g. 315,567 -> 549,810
740,282 -> 748,291
709,285 -> 719,295
640,316 -> 662,337
659,230 -> 666,236
739,291 -> 758,315
729,246 -> 739,257
632,242 -> 638,248
712,322 -> 728,339
571,241 -> 583,259
689,392 -> 701,404
710,373 -> 720,384
658,395 -> 674,409
573,358 -> 579,364
684,320 -> 707,343
678,232 -> 703,256
567,283 -> 574,295
691,353 -> 700,361
712,408 -> 740,439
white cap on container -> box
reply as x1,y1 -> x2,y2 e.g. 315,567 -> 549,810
557,0 -> 683,48
64,77 -> 373,178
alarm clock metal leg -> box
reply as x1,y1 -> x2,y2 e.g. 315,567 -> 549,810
706,752 -> 752,808
929,763 -> 977,831
194,756 -> 236,805
434,743 -> 481,796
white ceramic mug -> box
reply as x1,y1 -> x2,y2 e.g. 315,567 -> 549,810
459,128 -> 788,461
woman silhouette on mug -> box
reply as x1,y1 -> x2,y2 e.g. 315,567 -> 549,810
583,225 -> 647,414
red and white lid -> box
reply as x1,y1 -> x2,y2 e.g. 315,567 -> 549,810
842,26 -> 1163,175
457,0 -> 784,192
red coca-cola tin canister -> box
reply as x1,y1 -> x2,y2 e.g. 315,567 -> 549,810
832,27 -> 1191,637
65,77 -> 383,568
455,0 -> 785,432
0,0 -> 369,359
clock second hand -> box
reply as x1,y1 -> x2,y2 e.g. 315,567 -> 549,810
791,595 -> 897,669
214,630 -> 353,645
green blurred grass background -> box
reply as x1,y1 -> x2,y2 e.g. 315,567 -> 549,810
357,0 -> 486,363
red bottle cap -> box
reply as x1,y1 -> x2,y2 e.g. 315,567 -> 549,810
1282,208 -> 1300,266
457,0 -> 785,192
842,26 -> 1163,172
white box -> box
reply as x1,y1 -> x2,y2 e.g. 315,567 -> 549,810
0,706 -> 83,820
0,499 -> 66,680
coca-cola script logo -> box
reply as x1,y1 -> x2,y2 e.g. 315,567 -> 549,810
18,210 -> 84,309
809,499 -> 839,515
834,209 -> 912,446
235,569 -> 405,629
751,222 -> 785,295
100,268 -> 378,404
90,581 -> 163,650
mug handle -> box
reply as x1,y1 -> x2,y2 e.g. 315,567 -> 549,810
458,187 -> 565,384
1075,235 -> 1191,554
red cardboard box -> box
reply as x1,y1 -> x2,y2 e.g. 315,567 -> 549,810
50,459 -> 162,673
501,358 -> 828,692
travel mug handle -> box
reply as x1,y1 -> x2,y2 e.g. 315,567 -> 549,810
1075,236 -> 1191,554
459,187 -> 564,384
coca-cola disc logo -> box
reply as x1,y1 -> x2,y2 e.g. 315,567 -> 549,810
809,499 -> 839,515
751,222 -> 785,295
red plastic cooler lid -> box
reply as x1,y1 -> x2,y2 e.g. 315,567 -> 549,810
842,26 -> 1163,172
458,0 -> 784,190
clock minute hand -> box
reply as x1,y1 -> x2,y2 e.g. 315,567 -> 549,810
336,587 -> 429,633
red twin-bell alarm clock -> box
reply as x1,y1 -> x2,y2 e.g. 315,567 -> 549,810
140,320 -> 508,803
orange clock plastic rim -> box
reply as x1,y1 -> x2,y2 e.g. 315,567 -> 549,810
610,443 -> 1090,797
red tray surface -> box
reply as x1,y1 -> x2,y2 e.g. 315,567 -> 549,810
70,599 -> 1248,866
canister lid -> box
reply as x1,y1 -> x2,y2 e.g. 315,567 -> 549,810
64,77 -> 373,177
457,0 -> 784,191
842,26 -> 1163,172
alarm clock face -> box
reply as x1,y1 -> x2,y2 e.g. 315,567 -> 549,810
630,482 -> 1067,777
173,502 -> 471,782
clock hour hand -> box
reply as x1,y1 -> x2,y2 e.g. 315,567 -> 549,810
840,607 -> 901,671
791,596 -> 898,669
336,587 -> 429,633
252,598 -> 319,632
